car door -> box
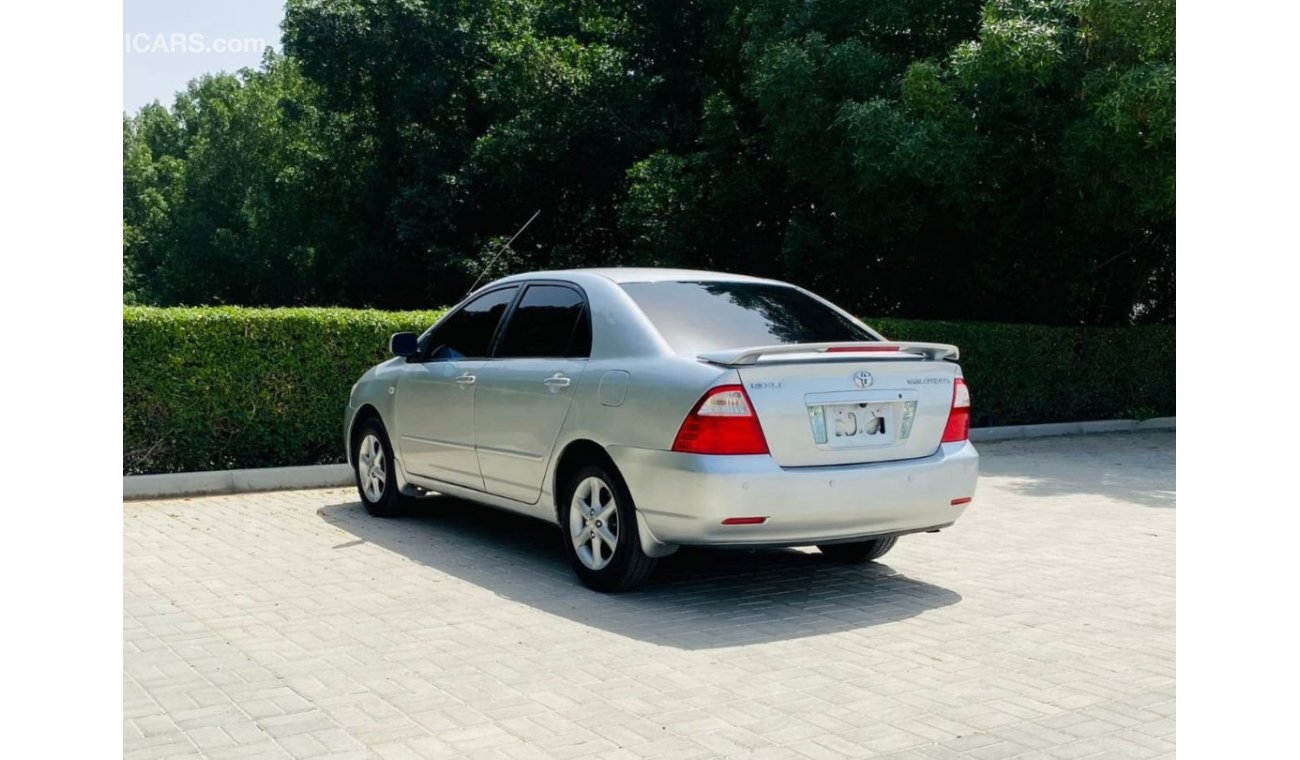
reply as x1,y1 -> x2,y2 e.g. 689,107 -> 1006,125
393,286 -> 519,490
473,283 -> 591,504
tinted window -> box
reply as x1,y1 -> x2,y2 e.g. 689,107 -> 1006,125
621,281 -> 875,355
496,285 -> 590,358
427,286 -> 518,360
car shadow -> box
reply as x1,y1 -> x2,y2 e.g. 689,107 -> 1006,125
317,496 -> 961,650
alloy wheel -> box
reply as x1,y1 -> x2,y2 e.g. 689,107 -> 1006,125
569,476 -> 619,570
358,433 -> 387,502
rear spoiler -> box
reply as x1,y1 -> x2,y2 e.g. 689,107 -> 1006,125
698,341 -> 959,366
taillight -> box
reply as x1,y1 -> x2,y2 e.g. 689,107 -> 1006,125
941,378 -> 971,443
671,385 -> 770,455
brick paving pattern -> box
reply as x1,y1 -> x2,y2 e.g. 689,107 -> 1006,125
124,432 -> 1175,759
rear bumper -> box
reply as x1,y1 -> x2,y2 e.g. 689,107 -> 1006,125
607,441 -> 978,548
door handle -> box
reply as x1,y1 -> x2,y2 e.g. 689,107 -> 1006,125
543,373 -> 571,389
455,373 -> 476,386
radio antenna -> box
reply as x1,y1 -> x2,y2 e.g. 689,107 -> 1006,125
465,209 -> 541,297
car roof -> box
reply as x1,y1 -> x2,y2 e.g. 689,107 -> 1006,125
498,267 -> 787,286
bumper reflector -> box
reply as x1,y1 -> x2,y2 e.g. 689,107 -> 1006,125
721,517 -> 768,525
951,497 -> 972,506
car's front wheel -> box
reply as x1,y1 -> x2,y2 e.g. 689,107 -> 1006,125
818,536 -> 897,563
560,464 -> 657,592
354,420 -> 404,518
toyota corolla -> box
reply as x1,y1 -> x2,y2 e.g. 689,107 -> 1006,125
345,269 -> 978,591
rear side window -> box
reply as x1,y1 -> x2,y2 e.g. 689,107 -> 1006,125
427,286 -> 518,360
621,281 -> 875,356
495,284 -> 590,358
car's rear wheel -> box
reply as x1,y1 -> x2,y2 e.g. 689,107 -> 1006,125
354,420 -> 404,518
560,464 -> 657,592
818,536 -> 897,563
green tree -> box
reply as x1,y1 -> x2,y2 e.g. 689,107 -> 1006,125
124,51 -> 349,306
123,105 -> 185,303
124,0 -> 1174,325
622,0 -> 1172,324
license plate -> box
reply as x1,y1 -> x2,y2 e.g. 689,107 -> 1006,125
809,402 -> 898,448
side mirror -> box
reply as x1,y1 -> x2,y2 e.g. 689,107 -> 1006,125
390,332 -> 419,358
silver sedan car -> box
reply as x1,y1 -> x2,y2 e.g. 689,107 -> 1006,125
345,269 -> 978,591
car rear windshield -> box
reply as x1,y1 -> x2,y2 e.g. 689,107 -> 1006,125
620,281 -> 876,356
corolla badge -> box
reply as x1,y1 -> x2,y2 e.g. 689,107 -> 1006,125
852,370 -> 874,389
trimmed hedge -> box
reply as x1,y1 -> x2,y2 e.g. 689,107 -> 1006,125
125,307 -> 444,475
124,307 -> 1174,474
874,319 -> 1175,428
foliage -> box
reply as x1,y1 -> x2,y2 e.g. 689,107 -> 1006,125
124,307 -> 1174,474
876,317 -> 1175,426
124,306 -> 443,474
123,52 -> 361,306
123,0 -> 1173,325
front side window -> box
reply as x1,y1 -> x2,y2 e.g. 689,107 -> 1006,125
621,281 -> 876,356
426,286 -> 518,360
495,284 -> 590,358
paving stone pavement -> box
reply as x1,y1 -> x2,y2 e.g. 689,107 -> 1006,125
124,431 -> 1175,759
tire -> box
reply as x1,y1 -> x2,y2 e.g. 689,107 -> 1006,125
559,463 -> 657,592
353,419 -> 404,518
818,536 -> 898,563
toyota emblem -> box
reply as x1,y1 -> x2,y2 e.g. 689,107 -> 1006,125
852,370 -> 874,389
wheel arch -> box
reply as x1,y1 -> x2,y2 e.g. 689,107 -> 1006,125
550,437 -> 678,559
347,404 -> 384,462
551,439 -> 619,523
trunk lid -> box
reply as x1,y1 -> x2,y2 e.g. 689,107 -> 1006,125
708,345 -> 961,467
